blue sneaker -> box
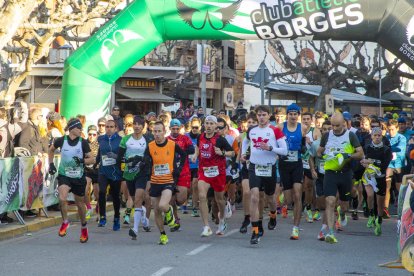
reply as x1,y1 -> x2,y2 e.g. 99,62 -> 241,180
98,216 -> 106,227
113,218 -> 120,231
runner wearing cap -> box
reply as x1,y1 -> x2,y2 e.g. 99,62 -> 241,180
168,118 -> 195,231
84,125 -> 99,221
192,115 -> 235,237
111,105 -> 123,130
277,103 -> 305,240
343,112 -> 357,133
97,117 -> 106,136
186,117 -> 201,217
48,118 -> 94,243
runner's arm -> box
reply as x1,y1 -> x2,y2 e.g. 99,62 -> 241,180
174,144 -> 186,177
273,137 -> 288,155
216,136 -> 235,158
82,140 -> 94,165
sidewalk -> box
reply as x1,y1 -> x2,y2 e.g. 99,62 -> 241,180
0,203 -> 113,241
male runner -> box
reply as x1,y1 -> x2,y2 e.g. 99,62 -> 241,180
48,118 -> 94,243
317,113 -> 363,243
117,116 -> 151,240
186,117 -> 201,217
192,115 -> 235,237
242,105 -> 287,244
145,121 -> 186,245
278,103 -> 307,240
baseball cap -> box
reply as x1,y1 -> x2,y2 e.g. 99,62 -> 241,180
398,117 -> 407,123
399,111 -> 408,117
147,112 -> 156,119
97,117 -> 106,125
170,119 -> 181,127
204,115 -> 217,123
87,125 -> 98,132
286,103 -> 301,114
342,111 -> 352,121
112,105 -> 120,111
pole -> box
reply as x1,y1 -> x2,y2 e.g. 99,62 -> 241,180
260,63 -> 264,105
379,46 -> 382,117
201,40 -> 207,113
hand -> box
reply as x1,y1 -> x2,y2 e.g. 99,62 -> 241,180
49,163 -> 57,175
311,169 -> 318,180
106,152 -> 118,159
360,159 -> 370,168
306,137 -> 312,145
214,146 -> 224,156
191,154 -> 197,164
72,156 -> 84,166
240,154 -> 247,162
259,142 -> 270,151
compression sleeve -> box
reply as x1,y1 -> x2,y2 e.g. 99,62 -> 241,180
242,136 -> 249,156
274,138 -> 288,156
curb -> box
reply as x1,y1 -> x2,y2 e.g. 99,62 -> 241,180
0,203 -> 114,241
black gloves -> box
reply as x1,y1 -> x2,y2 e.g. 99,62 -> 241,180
49,163 -> 57,175
73,156 -> 84,166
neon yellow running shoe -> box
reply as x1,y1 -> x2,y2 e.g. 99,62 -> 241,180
367,215 -> 375,228
374,218 -> 382,236
279,193 -> 285,205
325,233 -> 338,244
159,234 -> 169,245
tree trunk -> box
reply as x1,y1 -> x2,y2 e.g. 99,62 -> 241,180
314,77 -> 331,112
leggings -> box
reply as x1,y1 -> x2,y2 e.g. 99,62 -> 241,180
98,175 -> 121,219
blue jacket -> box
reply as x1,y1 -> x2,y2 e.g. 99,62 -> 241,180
97,132 -> 122,181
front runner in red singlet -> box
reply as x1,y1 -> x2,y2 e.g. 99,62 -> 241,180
192,115 -> 235,237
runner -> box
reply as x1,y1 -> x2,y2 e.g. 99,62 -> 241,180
84,125 -> 99,221
301,112 -> 321,223
117,116 -> 151,240
145,121 -> 186,245
360,127 -> 392,235
96,119 -> 123,231
242,105 -> 287,244
309,121 -> 332,240
168,119 -> 195,231
192,115 -> 235,237
317,112 -> 363,243
239,112 -> 258,233
186,117 -> 201,217
48,118 -> 94,243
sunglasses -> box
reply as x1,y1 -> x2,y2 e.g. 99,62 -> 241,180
216,126 -> 225,130
98,124 -> 105,127
88,133 -> 97,137
113,109 -> 120,111
105,125 -> 115,128
192,126 -> 200,130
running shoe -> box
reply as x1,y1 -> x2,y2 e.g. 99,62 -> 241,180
216,220 -> 227,235
282,205 -> 288,218
191,208 -> 200,217
268,215 -> 277,230
374,218 -> 382,236
337,206 -> 348,227
58,221 -> 70,237
129,228 -> 138,240
325,233 -> 338,244
258,220 -> 264,237
306,209 -> 313,223
170,219 -> 181,232
276,206 -> 281,215
181,205 -> 188,214
224,201 -> 232,219
164,206 -> 175,227
367,215 -> 375,228
290,227 -> 299,240
383,207 -> 391,219
85,208 -> 92,221
113,218 -> 120,231
239,219 -> 250,234
141,206 -> 148,224
98,216 -> 106,227
279,193 -> 285,205
335,221 -> 343,231
250,231 -> 260,245
318,227 -> 328,241
142,215 -> 151,232
201,226 -> 213,237
159,234 -> 168,245
80,227 -> 88,243
123,214 -> 130,225
313,211 -> 321,221
351,211 -> 359,220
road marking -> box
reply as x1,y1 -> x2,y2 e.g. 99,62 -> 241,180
223,228 -> 239,237
186,244 -> 212,256
151,267 -> 173,276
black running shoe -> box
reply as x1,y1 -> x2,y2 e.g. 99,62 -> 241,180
250,232 -> 260,245
268,217 -> 277,230
129,228 -> 137,240
258,223 -> 264,237
239,219 -> 250,234
351,211 -> 359,220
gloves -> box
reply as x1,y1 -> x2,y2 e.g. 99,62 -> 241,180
73,156 -> 84,166
106,152 -> 118,159
49,163 -> 57,175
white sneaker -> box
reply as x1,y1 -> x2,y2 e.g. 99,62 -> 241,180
224,201 -> 232,219
216,220 -> 227,235
201,226 -> 213,237
140,206 -> 147,224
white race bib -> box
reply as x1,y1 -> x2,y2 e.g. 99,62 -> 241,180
392,152 -> 397,161
102,155 -> 116,166
255,165 -> 272,177
303,160 -> 310,169
203,166 -> 219,178
318,161 -> 325,174
287,151 -> 298,162
65,167 -> 82,178
154,164 -> 170,176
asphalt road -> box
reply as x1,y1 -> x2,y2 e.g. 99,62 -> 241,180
0,208 -> 408,276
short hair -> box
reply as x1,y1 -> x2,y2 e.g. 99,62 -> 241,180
29,108 -> 42,121
314,111 -> 325,119
218,114 -> 231,125
302,112 -> 312,118
190,117 -> 201,125
153,121 -> 165,130
322,121 -> 331,127
360,116 -> 371,124
387,119 -> 398,127
106,119 -> 117,127
254,105 -> 270,114
217,117 -> 227,127
247,111 -> 258,122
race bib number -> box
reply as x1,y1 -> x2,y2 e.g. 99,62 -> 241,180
287,151 -> 298,162
203,166 -> 219,178
154,164 -> 170,176
65,167 -> 82,178
318,161 -> 325,174
255,165 -> 272,177
102,155 -> 116,166
303,160 -> 310,169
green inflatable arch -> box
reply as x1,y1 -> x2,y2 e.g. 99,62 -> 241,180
62,0 -> 414,121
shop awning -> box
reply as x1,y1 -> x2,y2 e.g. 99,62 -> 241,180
116,89 -> 177,103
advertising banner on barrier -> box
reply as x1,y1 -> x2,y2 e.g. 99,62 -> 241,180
20,157 -> 45,211
43,156 -> 61,207
399,184 -> 414,272
0,158 -> 23,214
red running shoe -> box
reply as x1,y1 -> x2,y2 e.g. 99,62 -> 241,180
58,221 -> 69,237
282,205 -> 288,218
80,227 -> 88,243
